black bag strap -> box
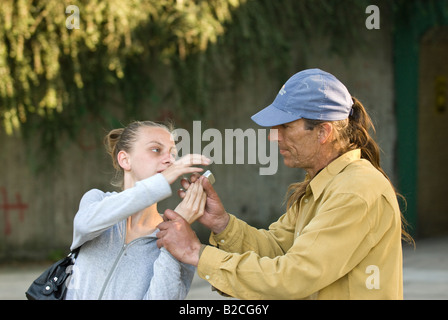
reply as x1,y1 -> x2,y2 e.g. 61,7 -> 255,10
68,247 -> 81,261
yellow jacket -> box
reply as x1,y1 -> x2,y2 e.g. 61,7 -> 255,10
197,149 -> 403,299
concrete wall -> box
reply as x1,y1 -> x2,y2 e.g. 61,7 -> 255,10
0,20 -> 396,261
417,27 -> 448,236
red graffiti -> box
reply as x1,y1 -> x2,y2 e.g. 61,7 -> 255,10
1,187 -> 28,235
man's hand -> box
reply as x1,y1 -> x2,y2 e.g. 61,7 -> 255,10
179,174 -> 230,234
156,209 -> 202,266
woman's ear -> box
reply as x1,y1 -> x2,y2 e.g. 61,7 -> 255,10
117,150 -> 131,171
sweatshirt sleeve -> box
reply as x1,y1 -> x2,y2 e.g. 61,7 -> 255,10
144,247 -> 195,300
70,173 -> 172,250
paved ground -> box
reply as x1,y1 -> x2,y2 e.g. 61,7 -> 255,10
401,236 -> 448,300
1,236 -> 447,300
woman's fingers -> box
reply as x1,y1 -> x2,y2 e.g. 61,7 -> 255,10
162,154 -> 210,184
182,179 -> 197,207
178,154 -> 210,166
197,193 -> 207,219
191,181 -> 203,212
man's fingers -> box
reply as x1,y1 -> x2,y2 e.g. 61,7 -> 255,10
179,173 -> 200,190
156,227 -> 167,248
164,208 -> 181,221
178,188 -> 186,199
180,178 -> 191,190
202,175 -> 217,197
158,220 -> 168,231
156,229 -> 167,239
189,173 -> 201,183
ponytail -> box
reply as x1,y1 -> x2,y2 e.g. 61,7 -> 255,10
104,128 -> 125,171
347,97 -> 383,176
347,97 -> 414,245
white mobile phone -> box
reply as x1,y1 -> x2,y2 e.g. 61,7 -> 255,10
202,170 -> 215,185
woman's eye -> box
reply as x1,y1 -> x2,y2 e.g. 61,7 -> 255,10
151,148 -> 160,153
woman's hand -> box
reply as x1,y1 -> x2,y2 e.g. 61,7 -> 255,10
162,154 -> 210,185
179,174 -> 229,234
174,178 -> 207,224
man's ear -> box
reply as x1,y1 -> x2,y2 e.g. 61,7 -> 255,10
117,150 -> 131,171
317,122 -> 333,144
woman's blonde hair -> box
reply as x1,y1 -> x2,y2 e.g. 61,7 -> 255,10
103,120 -> 174,189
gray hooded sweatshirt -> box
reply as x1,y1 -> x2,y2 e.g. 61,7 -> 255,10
65,173 -> 195,300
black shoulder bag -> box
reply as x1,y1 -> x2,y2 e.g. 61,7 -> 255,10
25,247 -> 80,300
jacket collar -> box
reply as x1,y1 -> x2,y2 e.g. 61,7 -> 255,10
308,149 -> 361,200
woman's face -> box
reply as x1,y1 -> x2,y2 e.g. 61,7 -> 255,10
120,126 -> 177,185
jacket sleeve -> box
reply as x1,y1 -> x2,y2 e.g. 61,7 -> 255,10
197,193 -> 378,299
144,248 -> 195,300
70,173 -> 172,250
209,211 -> 296,258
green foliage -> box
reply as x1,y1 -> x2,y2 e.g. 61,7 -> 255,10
392,0 -> 448,25
0,0 -> 241,136
0,0 -> 377,168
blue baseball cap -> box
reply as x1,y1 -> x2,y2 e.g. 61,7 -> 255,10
251,69 -> 353,127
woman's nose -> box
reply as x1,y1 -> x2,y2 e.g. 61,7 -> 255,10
169,153 -> 176,164
163,152 -> 175,165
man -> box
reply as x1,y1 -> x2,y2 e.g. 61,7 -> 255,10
157,69 -> 406,299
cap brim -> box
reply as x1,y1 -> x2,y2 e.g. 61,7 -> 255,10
251,104 -> 302,127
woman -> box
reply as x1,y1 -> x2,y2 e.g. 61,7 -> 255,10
65,120 -> 210,300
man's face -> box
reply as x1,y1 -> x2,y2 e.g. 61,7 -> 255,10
269,119 -> 320,171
